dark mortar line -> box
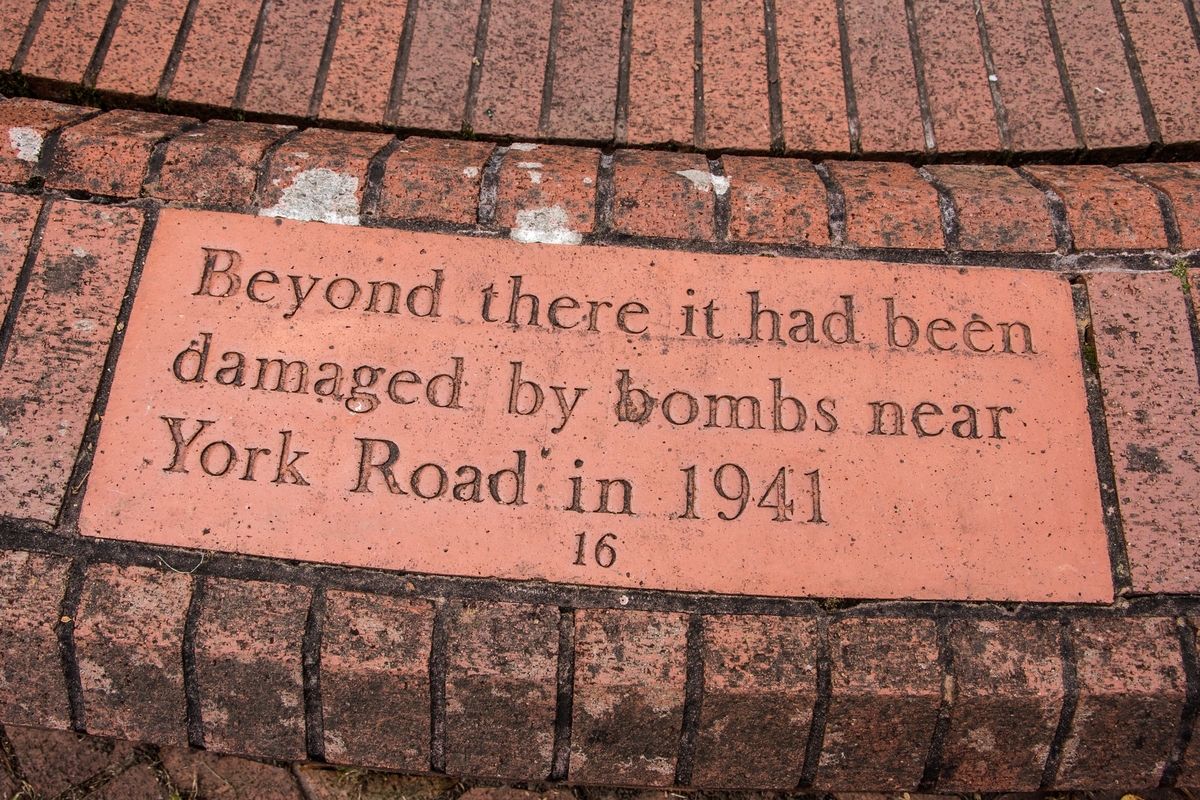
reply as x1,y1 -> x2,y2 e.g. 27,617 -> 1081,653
1017,166 -> 1074,253
902,0 -> 937,158
762,0 -> 784,154
796,616 -> 831,788
462,0 -> 492,131
1107,0 -> 1162,149
32,110 -> 104,181
593,151 -> 615,234
709,155 -> 729,242
156,0 -> 200,100
1040,0 -> 1087,152
537,0 -> 565,137
812,162 -> 846,247
0,196 -> 53,373
920,166 -> 961,254
82,0 -> 128,89
833,0 -> 861,156
0,726 -> 34,795
1040,618 -> 1078,789
251,127 -> 301,212
383,0 -> 421,129
143,744 -> 182,796
1071,280 -> 1134,596
918,616 -> 955,791
476,144 -> 506,224
692,0 -> 705,151
429,600 -> 450,772
361,136 -> 402,219
549,606 -> 576,781
970,0 -> 1011,154
58,557 -> 88,733
302,584 -> 327,762
1116,165 -> 1183,252
55,748 -> 145,800
57,204 -> 160,532
308,0 -> 345,120
1163,618 -> 1200,786
233,0 -> 274,111
182,574 -> 206,749
612,0 -> 635,145
144,120 -> 201,194
1185,0 -> 1200,60
1180,264 -> 1200,398
674,613 -> 705,787
10,0 -> 52,73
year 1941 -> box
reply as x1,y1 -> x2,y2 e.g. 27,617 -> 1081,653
678,464 -> 826,523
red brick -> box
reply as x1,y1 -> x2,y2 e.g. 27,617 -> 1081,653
161,747 -> 305,799
168,0 -> 259,108
244,0 -> 336,118
0,194 -> 41,316
74,563 -> 191,745
702,0 -> 770,150
6,726 -> 136,797
299,767 -> 455,799
458,789 -> 572,800
843,0 -> 925,155
827,161 -> 942,249
95,0 -> 191,98
318,0 -> 406,124
625,0 -> 694,145
815,618 -> 940,790
775,0 -> 848,153
1051,0 -> 1148,151
0,0 -> 38,69
377,136 -> 492,224
258,128 -> 392,225
924,165 -> 1056,252
0,99 -> 97,185
495,143 -> 599,242
1180,619 -> 1200,785
1055,617 -> 1184,788
912,0 -> 998,155
95,764 -> 169,799
939,620 -> 1063,791
194,577 -> 311,760
1124,163 -> 1200,249
147,119 -> 294,208
0,552 -> 72,728
570,609 -> 688,786
320,591 -> 433,771
724,155 -> 830,245
444,601 -> 558,780
46,110 -> 196,197
1087,271 -> 1200,594
612,149 -> 715,240
544,0 -> 622,140
692,615 -> 816,789
21,0 -> 113,85
1118,0 -> 1200,148
472,0 -> 551,138
0,202 -> 143,522
1025,165 -> 1167,250
393,0 -> 477,131
979,0 -> 1077,153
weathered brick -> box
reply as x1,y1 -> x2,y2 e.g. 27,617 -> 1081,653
457,789 -> 573,800
724,155 -> 829,245
0,0 -> 38,68
318,0 -> 406,124
6,726 -> 136,797
692,615 -> 816,789
843,0 -> 925,155
321,591 -> 433,771
1055,617 -> 1185,788
95,0 -> 191,98
702,0 -> 770,151
0,99 -> 97,185
161,746 -> 305,799
0,201 -> 143,522
244,0 -> 336,119
815,618 -> 941,790
194,577 -> 311,760
1118,0 -> 1200,149
46,110 -> 196,197
939,620 -> 1063,791
1178,620 -> 1200,785
393,0 -> 478,131
472,0 -> 551,138
94,763 -> 169,799
74,563 -> 191,745
545,0 -> 621,140
924,165 -> 1056,252
827,162 -> 943,249
21,0 -> 113,85
612,150 -> 714,240
444,601 -> 558,780
258,128 -> 392,225
775,0 -> 848,153
570,609 -> 688,786
496,143 -> 599,242
1025,165 -> 1167,250
1087,271 -> 1200,594
169,0 -> 260,108
1123,163 -> 1200,250
299,767 -> 455,799
147,119 -> 294,208
0,194 -> 41,315
377,137 -> 492,224
625,0 -> 694,145
0,552 -> 72,728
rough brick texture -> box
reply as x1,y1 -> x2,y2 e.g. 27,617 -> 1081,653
377,137 -> 493,224
7,726 -> 137,797
161,746 -> 305,799
625,0 -> 694,145
318,0 -> 407,124
20,0 -> 112,85
0,194 -> 40,314
95,0 -> 192,98
147,120 -> 294,208
258,129 -> 392,224
925,165 -> 1056,253
168,0 -> 261,108
1118,0 -> 1200,148
496,144 -> 599,239
612,150 -> 715,240
1124,162 -> 1200,249
0,552 -> 72,729
243,0 -> 336,118
0,0 -> 38,68
472,0 -> 551,138
545,0 -> 622,141
775,0 -> 847,153
827,162 -> 943,249
1025,165 -> 1167,251
724,156 -> 830,246
701,0 -> 771,151
0,99 -> 97,185
46,111 -> 196,198
392,0 -> 478,131
843,0 -> 925,155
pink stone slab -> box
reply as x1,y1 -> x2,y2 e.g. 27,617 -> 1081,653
80,209 -> 1111,602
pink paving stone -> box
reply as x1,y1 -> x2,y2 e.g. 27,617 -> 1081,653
92,763 -> 169,799
0,0 -> 38,69
1123,163 -> 1200,250
147,119 -> 295,208
393,0 -> 479,131
0,194 -> 41,316
843,0 -> 925,155
7,726 -> 137,797
21,0 -> 113,85
1117,0 -> 1200,149
923,165 -> 1056,253
545,0 -> 622,140
243,0 -> 336,118
318,0 -> 406,125
472,0 -> 552,138
1025,164 -> 1167,251
376,136 -> 493,224
775,0 -> 849,153
495,143 -> 599,236
625,0 -> 694,145
95,0 -> 191,98
612,149 -> 714,239
74,563 -> 192,745
0,201 -> 143,523
169,0 -> 261,108
827,161 -> 943,249
161,747 -> 306,799
257,128 -> 392,223
0,552 -> 72,728
702,0 -> 771,151
723,155 -> 830,245
1087,271 -> 1200,594
0,100 -> 97,185
298,768 -> 455,799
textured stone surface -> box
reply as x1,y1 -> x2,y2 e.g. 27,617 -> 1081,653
394,0 -> 478,131
20,0 -> 112,84
298,767 -> 456,800
319,0 -> 407,124
827,162 -> 943,249
1118,0 -> 1200,148
775,0 -> 848,153
161,746 -> 305,799
95,0 -> 191,98
377,136 -> 492,223
0,194 -> 40,316
625,0 -> 694,145
612,149 -> 714,239
148,119 -> 294,208
169,0 -> 261,108
702,0 -> 771,151
0,99 -> 97,185
495,143 -> 599,240
843,0 -> 925,155
724,155 -> 830,245
570,609 -> 688,786
0,0 -> 38,69
545,0 -> 622,141
7,725 -> 136,797
1024,165 -> 1167,251
46,110 -> 196,198
0,553 -> 72,728
925,165 -> 1056,252
258,128 -> 392,224
243,0 -> 336,118
1087,271 -> 1200,594
93,763 -> 169,799
472,0 -> 552,137
1124,162 -> 1200,250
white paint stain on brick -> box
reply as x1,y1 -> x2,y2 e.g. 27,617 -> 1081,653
260,168 -> 361,226
675,169 -> 730,195
8,127 -> 43,162
510,142 -> 538,151
510,205 -> 582,245
463,166 -> 479,178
